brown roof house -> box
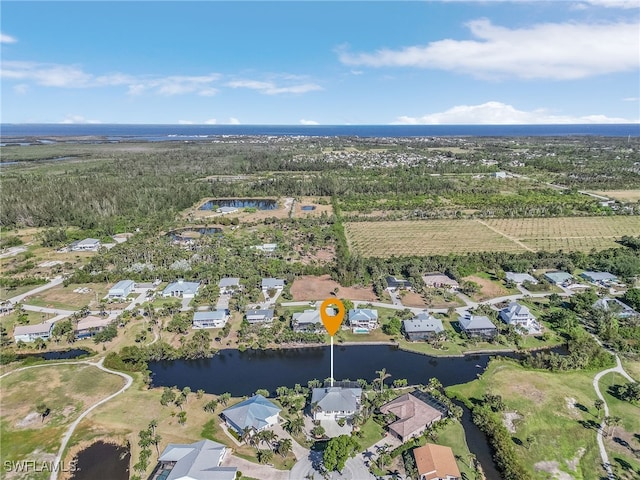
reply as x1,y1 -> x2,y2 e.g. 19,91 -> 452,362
413,443 -> 461,480
379,391 -> 448,441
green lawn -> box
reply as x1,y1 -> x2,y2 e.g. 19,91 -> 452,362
435,420 -> 477,479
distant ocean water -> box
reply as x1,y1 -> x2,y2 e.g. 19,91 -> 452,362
1,123 -> 639,140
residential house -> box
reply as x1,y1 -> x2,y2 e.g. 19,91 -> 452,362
245,309 -> 275,324
76,316 -> 112,339
218,277 -> 241,294
155,439 -> 236,480
70,238 -> 101,252
311,386 -> 362,421
14,322 -> 54,343
386,276 -> 412,290
193,310 -> 229,329
580,271 -> 618,286
543,271 -> 574,286
402,313 -> 444,341
593,298 -> 639,319
499,302 -> 540,334
505,272 -> 538,285
108,280 -> 135,299
162,280 -> 201,298
0,301 -> 14,316
380,391 -> 448,441
261,278 -> 285,294
348,308 -> 379,333
292,309 -> 322,333
253,243 -> 278,253
458,314 -> 498,339
422,273 -> 459,290
413,443 -> 461,480
221,394 -> 281,436
493,171 -> 507,179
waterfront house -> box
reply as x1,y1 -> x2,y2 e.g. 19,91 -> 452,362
505,272 -> 538,285
70,238 -> 101,252
593,297 -> 639,319
75,315 -> 111,339
458,314 -> 498,339
245,308 -> 274,324
348,308 -> 379,333
218,277 -> 241,294
14,322 -> 54,343
221,394 -> 281,436
292,309 -> 322,333
162,280 -> 201,299
311,386 -> 362,421
108,280 -> 135,299
413,443 -> 461,480
543,271 -> 574,286
193,310 -> 229,329
499,302 -> 540,334
422,273 -> 459,290
380,391 -> 448,442
155,439 -> 236,480
402,313 -> 444,341
580,271 -> 618,286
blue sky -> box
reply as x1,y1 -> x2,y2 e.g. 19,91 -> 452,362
1,1 -> 639,125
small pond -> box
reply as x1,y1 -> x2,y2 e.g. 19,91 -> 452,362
70,441 -> 129,480
166,227 -> 223,241
199,198 -> 278,211
301,205 -> 316,211
18,349 -> 92,361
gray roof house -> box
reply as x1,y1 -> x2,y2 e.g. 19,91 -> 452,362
70,238 -> 101,251
402,313 -> 444,341
246,309 -> 275,324
221,394 -> 281,435
311,386 -> 362,420
162,280 -> 201,298
458,314 -> 498,339
261,278 -> 285,290
593,298 -> 639,319
156,439 -> 236,480
386,276 -> 412,290
543,271 -> 574,285
108,280 -> 135,299
218,277 -> 240,293
14,322 -> 54,343
422,273 -> 460,290
581,271 -> 618,285
193,310 -> 229,329
505,272 -> 538,285
76,315 -> 112,339
348,309 -> 379,333
292,309 -> 322,332
499,302 -> 539,334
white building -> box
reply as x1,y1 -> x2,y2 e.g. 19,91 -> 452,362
70,238 -> 101,252
348,309 -> 379,333
14,322 -> 54,343
108,280 -> 135,299
162,280 -> 201,298
311,386 -> 362,421
193,310 -> 229,329
499,302 -> 540,334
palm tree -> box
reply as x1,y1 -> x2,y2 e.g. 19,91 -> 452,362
375,368 -> 391,392
240,426 -> 253,444
152,434 -> 162,456
284,416 -> 304,435
219,392 -> 231,406
276,438 -> 292,458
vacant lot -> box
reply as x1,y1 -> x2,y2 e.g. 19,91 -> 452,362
346,217 -> 640,257
25,283 -> 110,310
593,190 -> 640,202
291,274 -> 377,301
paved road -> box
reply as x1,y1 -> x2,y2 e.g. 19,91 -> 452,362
592,355 -> 635,480
8,276 -> 64,304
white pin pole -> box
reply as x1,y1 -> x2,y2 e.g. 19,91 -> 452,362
330,336 -> 334,387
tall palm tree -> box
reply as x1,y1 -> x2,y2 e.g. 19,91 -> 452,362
375,368 -> 391,392
276,438 -> 292,458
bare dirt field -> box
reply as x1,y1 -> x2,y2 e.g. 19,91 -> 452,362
291,275 -> 377,302
463,275 -> 509,301
593,190 -> 640,202
399,291 -> 428,308
26,283 -> 110,310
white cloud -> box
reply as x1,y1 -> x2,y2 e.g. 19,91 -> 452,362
623,97 -> 639,101
13,84 -> 28,94
228,117 -> 241,125
300,119 -> 319,125
204,118 -> 218,125
59,115 -> 101,124
226,79 -> 322,95
178,120 -> 195,125
393,101 -> 638,124
582,0 -> 640,8
1,33 -> 17,44
338,19 -> 640,79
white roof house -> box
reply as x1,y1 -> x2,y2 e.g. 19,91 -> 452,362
162,280 -> 201,298
581,271 -> 618,285
261,278 -> 285,290
505,272 -> 538,284
246,309 -> 275,324
108,280 -> 135,299
292,309 -> 322,332
193,310 -> 229,329
499,302 -> 539,333
70,238 -> 101,251
14,322 -> 54,343
348,309 -> 379,332
253,243 -> 278,253
403,313 -> 444,341
157,439 -> 236,480
311,386 -> 362,420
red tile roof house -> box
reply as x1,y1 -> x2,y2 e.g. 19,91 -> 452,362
413,443 -> 461,480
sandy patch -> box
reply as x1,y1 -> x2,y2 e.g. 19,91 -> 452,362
16,412 -> 41,428
506,383 -> 545,403
291,275 -> 377,302
463,275 -> 508,301
502,411 -> 522,434
399,291 -> 428,308
565,397 -> 581,419
565,447 -> 585,471
534,461 -> 575,480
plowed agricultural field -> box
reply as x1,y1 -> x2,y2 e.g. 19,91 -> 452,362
345,217 -> 640,257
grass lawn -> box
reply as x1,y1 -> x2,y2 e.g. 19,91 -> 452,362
356,417 -> 385,450
25,283 -> 110,310
447,359 -> 607,480
436,420 -> 477,479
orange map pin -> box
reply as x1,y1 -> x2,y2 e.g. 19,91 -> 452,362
320,299 -> 345,336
